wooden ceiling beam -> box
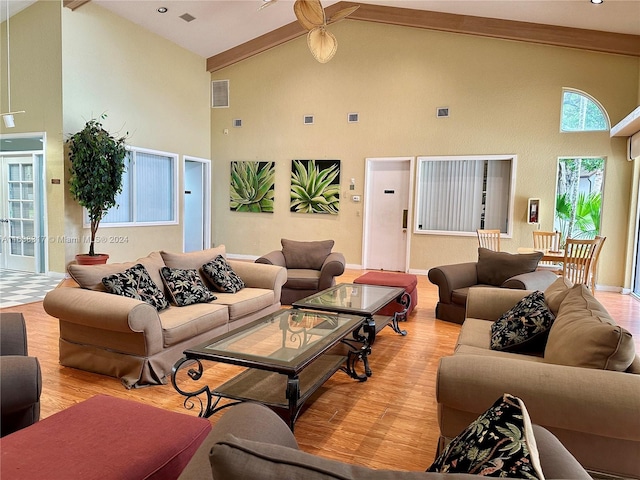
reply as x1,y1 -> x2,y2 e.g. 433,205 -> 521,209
63,0 -> 91,11
207,1 -> 640,72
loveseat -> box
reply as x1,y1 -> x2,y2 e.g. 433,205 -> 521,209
436,277 -> 640,478
428,247 -> 558,324
43,246 -> 287,388
177,401 -> 591,479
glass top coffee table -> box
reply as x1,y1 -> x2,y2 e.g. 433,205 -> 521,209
171,308 -> 373,430
293,283 -> 410,336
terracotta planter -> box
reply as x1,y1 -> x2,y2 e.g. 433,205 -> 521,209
75,254 -> 109,265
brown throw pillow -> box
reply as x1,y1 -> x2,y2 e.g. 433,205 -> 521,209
544,275 -> 573,315
476,248 -> 542,286
281,239 -> 334,270
544,284 -> 636,371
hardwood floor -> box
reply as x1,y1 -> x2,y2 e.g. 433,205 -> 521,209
1,271 -> 638,472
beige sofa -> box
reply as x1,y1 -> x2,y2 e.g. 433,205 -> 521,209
436,278 -> 640,479
43,246 -> 287,389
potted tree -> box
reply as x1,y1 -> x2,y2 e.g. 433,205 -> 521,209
67,116 -> 127,265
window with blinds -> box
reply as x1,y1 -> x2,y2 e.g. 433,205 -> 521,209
85,147 -> 178,227
414,155 -> 516,235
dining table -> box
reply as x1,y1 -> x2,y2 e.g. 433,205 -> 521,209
517,247 -> 564,262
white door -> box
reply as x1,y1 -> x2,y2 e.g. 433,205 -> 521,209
1,155 -> 38,272
363,157 -> 413,271
183,157 -> 211,252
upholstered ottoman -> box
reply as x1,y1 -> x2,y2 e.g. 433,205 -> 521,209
354,272 -> 418,317
0,394 -> 211,480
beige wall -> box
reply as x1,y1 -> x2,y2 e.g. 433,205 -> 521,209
211,21 -> 639,289
61,2 -> 211,269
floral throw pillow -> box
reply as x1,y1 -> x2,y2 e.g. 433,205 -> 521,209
490,291 -> 555,353
201,255 -> 245,293
160,267 -> 217,307
427,393 -> 544,479
102,264 -> 169,311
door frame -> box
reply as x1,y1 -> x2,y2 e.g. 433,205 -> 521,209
362,157 -> 414,272
0,132 -> 47,273
182,156 -> 211,252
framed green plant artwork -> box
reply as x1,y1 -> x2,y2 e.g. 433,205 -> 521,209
290,159 -> 340,214
230,161 -> 275,213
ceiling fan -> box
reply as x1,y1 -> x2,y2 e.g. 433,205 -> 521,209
259,0 -> 360,63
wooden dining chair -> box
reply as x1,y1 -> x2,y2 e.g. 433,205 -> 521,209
532,231 -> 562,272
588,235 -> 606,292
477,229 -> 501,251
562,238 -> 599,289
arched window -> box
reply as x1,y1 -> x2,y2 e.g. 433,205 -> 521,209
560,88 -> 609,132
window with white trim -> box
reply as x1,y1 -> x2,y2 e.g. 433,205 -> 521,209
560,88 -> 609,132
87,147 -> 178,226
414,155 -> 516,235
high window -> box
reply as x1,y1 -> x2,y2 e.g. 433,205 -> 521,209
414,155 -> 516,235
560,89 -> 609,132
87,147 -> 178,226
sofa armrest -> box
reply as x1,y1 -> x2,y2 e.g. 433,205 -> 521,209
0,313 -> 28,356
0,356 -> 41,415
318,252 -> 346,290
437,354 -> 640,443
43,288 -> 164,354
428,263 -> 478,304
255,250 -> 286,268
465,287 -> 531,321
228,260 -> 287,299
501,270 -> 558,291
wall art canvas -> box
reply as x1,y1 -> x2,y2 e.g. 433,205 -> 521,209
290,159 -> 340,214
230,161 -> 275,213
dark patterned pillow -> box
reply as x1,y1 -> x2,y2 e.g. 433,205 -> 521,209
491,291 -> 555,353
201,255 -> 245,293
160,267 -> 216,307
427,393 -> 543,478
102,264 -> 169,311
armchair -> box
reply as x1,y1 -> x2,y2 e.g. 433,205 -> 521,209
428,248 -> 558,324
0,312 -> 42,437
256,239 -> 345,304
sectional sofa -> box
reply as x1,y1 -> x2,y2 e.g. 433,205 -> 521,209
43,246 -> 287,389
436,277 -> 640,478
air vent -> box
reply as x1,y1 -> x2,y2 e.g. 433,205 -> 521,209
212,80 -> 229,108
348,113 -> 359,123
233,119 -> 242,128
303,115 -> 314,125
179,13 -> 196,22
436,107 -> 450,118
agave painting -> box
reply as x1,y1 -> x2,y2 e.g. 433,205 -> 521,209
290,159 -> 340,214
230,161 -> 275,212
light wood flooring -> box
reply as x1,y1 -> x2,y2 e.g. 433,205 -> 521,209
1,271 -> 638,472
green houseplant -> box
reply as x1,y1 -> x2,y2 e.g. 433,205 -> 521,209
67,116 -> 127,264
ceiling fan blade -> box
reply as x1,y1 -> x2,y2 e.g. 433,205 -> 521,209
307,27 -> 337,63
327,5 -> 359,24
294,0 -> 326,30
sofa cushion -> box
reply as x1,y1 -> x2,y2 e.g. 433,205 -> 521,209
476,248 -> 543,287
455,344 -> 546,362
202,256 -> 245,293
160,245 -> 227,270
102,264 -> 169,311
281,239 -> 333,270
544,284 -> 636,371
427,393 -> 544,479
210,434 -> 431,480
160,267 -> 217,307
212,288 -> 275,322
68,251 -> 166,292
284,269 -> 321,290
543,276 -> 573,315
490,291 -> 555,353
159,303 -> 229,347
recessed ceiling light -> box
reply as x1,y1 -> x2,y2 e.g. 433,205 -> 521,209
590,0 -> 603,4
157,7 -> 168,13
